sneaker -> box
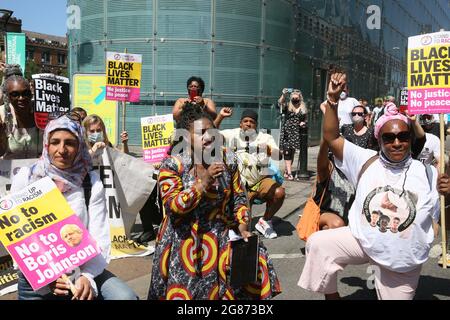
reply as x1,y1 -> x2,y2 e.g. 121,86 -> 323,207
255,217 -> 278,239
438,252 -> 450,267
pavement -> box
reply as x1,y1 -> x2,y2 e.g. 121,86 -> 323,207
2,144 -> 450,300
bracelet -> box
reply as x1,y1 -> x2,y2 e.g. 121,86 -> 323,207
327,99 -> 338,108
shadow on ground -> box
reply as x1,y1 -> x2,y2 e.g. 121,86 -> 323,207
340,274 -> 450,300
250,216 -> 296,238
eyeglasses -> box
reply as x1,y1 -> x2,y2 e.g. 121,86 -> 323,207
9,90 -> 32,98
351,112 -> 365,117
381,131 -> 410,144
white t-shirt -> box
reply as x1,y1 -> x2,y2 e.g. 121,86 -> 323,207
335,140 -> 439,273
338,97 -> 360,128
418,133 -> 440,165
372,106 -> 384,124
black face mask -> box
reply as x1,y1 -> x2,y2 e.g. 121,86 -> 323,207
291,99 -> 300,104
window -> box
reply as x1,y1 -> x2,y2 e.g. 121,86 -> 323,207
42,52 -> 50,63
26,50 -> 34,60
57,53 -> 66,65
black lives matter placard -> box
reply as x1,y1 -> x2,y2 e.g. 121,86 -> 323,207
399,87 -> 408,113
32,74 -> 70,129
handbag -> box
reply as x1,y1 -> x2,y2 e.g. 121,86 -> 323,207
296,177 -> 329,241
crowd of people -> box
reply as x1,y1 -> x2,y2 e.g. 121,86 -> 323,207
1,60 -> 449,301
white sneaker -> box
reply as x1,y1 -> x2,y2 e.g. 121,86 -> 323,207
255,218 -> 278,239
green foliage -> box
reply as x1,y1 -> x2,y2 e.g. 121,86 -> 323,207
25,60 -> 40,80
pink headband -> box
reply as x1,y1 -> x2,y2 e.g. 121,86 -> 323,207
374,103 -> 409,139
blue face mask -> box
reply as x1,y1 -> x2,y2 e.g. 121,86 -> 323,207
88,131 -> 104,143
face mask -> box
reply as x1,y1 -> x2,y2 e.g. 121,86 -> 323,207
352,115 -> 364,124
291,99 -> 300,104
340,91 -> 347,100
88,131 -> 104,143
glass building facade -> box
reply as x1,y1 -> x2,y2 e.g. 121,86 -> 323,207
68,0 -> 450,145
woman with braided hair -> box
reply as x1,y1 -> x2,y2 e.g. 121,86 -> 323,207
148,102 -> 281,300
0,64 -> 43,159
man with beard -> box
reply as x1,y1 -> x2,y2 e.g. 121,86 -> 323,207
217,109 -> 285,239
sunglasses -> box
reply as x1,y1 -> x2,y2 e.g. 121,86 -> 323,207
381,131 -> 410,144
351,112 -> 365,117
9,90 -> 32,98
50,110 -> 83,123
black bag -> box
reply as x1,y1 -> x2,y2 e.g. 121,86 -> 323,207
229,234 -> 259,287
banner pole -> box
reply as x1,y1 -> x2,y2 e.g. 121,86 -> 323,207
440,113 -> 447,268
122,48 -> 128,135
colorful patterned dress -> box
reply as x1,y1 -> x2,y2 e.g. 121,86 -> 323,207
148,152 -> 281,300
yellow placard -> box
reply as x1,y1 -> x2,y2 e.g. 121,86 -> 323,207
140,114 -> 174,163
72,74 -> 118,145
408,45 -> 450,89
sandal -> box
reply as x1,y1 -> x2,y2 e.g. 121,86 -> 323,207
287,174 -> 294,181
284,171 -> 289,178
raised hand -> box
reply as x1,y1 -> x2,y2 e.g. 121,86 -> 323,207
437,173 -> 450,196
219,107 -> 233,118
327,72 -> 347,103
120,131 -> 129,144
402,109 -> 416,122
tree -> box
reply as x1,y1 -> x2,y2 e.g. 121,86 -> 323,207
25,59 -> 40,80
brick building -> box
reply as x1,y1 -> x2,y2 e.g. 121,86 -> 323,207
1,14 -> 67,76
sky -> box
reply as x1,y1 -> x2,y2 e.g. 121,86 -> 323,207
2,0 -> 67,36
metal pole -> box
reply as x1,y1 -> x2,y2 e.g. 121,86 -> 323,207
296,125 -> 309,180
440,114 -> 448,269
121,48 -> 128,134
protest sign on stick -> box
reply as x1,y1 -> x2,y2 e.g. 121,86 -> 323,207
141,114 -> 174,164
408,29 -> 450,268
32,74 -> 70,130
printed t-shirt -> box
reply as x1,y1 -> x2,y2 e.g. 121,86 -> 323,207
335,140 -> 439,272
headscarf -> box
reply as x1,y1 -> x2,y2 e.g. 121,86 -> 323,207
374,102 -> 409,139
29,115 -> 92,193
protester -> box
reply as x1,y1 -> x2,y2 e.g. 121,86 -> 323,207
340,104 -> 377,150
172,76 -> 217,122
298,71 -> 439,300
278,88 -> 308,180
11,114 -> 138,300
417,114 -> 440,167
0,64 -> 43,159
216,109 -> 285,239
371,97 -> 384,126
0,61 -> 5,105
148,103 -> 281,300
420,113 -> 440,139
72,107 -> 87,123
431,113 -> 448,138
82,114 -> 129,160
320,82 -> 359,129
82,113 -> 158,244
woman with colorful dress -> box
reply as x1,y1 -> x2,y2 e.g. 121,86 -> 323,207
148,102 -> 281,300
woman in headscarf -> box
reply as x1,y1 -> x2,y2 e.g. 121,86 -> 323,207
298,72 -> 439,300
11,114 -> 138,300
